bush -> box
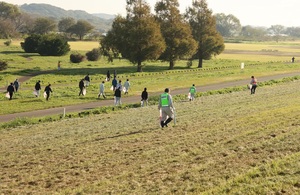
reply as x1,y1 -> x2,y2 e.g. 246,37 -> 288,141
0,60 -> 8,71
70,53 -> 85,63
37,34 -> 70,56
21,34 -> 70,56
22,34 -> 42,53
4,40 -> 12,46
86,48 -> 101,61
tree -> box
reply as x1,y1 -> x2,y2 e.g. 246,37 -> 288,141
101,0 -> 166,72
67,20 -> 94,40
268,25 -> 286,42
215,13 -> 241,37
31,17 -> 57,35
185,0 -> 224,68
240,25 -> 268,41
285,27 -> 300,38
0,2 -> 21,38
58,17 -> 76,37
155,0 -> 197,69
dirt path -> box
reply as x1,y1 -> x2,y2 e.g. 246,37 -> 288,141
1,71 -> 300,123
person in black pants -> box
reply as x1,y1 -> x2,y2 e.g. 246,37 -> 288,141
79,79 -> 85,96
250,76 -> 257,94
44,84 -> 52,101
7,83 -> 15,100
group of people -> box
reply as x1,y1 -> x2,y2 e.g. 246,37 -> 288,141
34,80 -> 52,100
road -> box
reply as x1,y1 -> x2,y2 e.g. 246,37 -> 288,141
1,71 -> 300,123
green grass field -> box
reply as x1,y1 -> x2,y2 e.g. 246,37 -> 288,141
1,40 -> 300,115
1,80 -> 300,194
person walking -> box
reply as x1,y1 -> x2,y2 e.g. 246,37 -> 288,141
250,76 -> 257,94
158,88 -> 175,128
57,61 -> 61,70
84,74 -> 90,86
141,87 -> 148,107
112,76 -> 117,91
117,80 -> 122,91
98,81 -> 106,99
44,84 -> 53,101
114,86 -> 122,106
292,56 -> 295,63
189,84 -> 196,101
35,80 -> 41,97
124,79 -> 130,95
13,79 -> 20,92
106,70 -> 110,81
6,82 -> 15,100
79,79 -> 85,96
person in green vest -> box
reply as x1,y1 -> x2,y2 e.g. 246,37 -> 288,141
189,84 -> 196,101
158,88 -> 175,128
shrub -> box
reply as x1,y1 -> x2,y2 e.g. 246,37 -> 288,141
86,48 -> 101,61
70,53 -> 85,63
4,40 -> 12,46
21,34 -> 42,53
0,60 -> 8,71
37,34 -> 70,56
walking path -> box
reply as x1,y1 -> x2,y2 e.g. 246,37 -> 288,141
1,71 -> 300,123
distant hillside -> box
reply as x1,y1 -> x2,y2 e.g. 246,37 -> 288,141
19,3 -> 115,32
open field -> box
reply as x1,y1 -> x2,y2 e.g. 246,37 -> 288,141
1,80 -> 300,194
1,40 -> 300,115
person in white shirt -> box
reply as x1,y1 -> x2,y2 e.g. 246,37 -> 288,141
124,79 -> 130,95
98,81 -> 106,98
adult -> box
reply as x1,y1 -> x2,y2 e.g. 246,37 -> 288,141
189,84 -> 196,101
79,79 -> 85,96
113,70 -> 117,78
44,84 -> 53,101
124,79 -> 130,95
35,80 -> 41,97
116,80 -> 122,91
141,87 -> 148,107
114,86 -> 122,106
57,61 -> 61,70
106,70 -> 110,81
292,56 -> 295,63
158,88 -> 175,128
6,83 -> 15,100
13,79 -> 20,92
112,76 -> 117,91
250,76 -> 257,94
98,81 -> 106,99
84,74 -> 90,86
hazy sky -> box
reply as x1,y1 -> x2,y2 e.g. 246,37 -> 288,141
3,0 -> 300,27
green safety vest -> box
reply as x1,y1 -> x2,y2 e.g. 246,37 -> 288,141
190,86 -> 196,94
160,93 -> 169,107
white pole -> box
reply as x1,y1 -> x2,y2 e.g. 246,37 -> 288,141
241,62 -> 244,69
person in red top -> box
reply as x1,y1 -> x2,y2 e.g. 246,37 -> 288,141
250,76 -> 257,94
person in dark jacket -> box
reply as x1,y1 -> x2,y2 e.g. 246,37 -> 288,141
79,79 -> 85,96
44,84 -> 52,101
106,70 -> 110,81
13,79 -> 20,92
141,88 -> 148,107
114,86 -> 122,106
84,74 -> 90,86
112,76 -> 117,91
35,80 -> 41,97
7,83 -> 15,100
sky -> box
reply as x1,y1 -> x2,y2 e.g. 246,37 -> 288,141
3,0 -> 300,27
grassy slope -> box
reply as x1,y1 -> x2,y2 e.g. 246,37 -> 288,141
1,81 -> 300,194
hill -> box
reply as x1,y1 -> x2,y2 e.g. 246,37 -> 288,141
1,80 -> 300,194
19,3 -> 114,32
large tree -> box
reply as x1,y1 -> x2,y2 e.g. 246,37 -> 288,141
31,17 -> 57,35
215,13 -> 241,37
101,0 -> 165,72
67,20 -> 94,40
185,0 -> 224,68
58,17 -> 76,35
155,0 -> 197,69
0,2 -> 21,38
